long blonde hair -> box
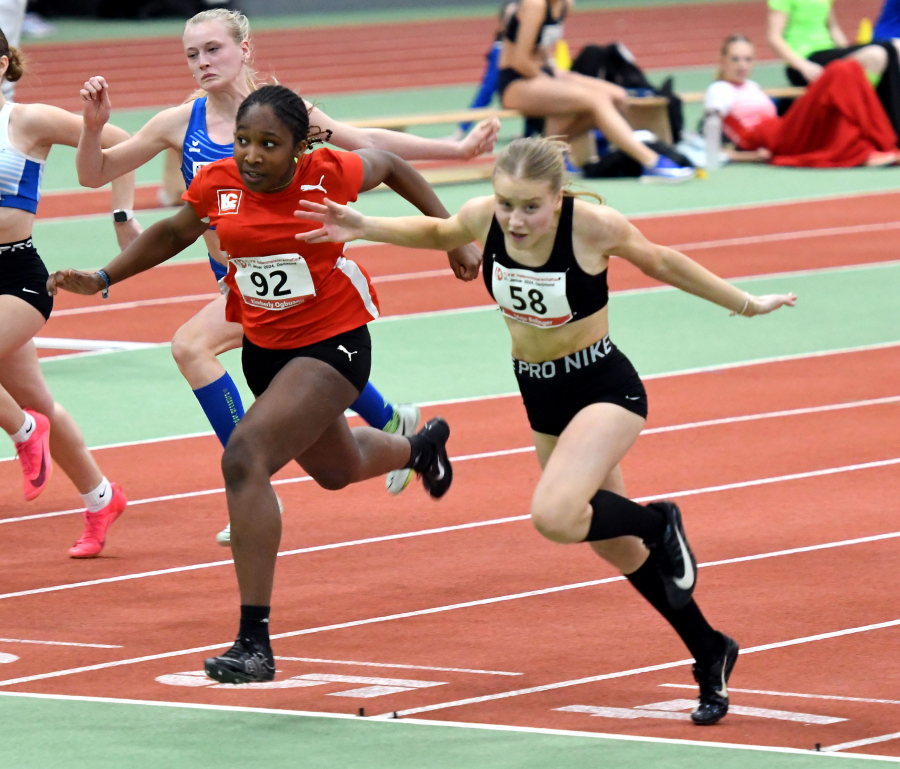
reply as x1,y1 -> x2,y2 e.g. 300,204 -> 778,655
493,136 -> 604,204
184,9 -> 258,102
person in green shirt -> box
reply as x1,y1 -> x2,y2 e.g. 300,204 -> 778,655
766,0 -> 899,85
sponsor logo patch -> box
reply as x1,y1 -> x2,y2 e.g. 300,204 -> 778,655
217,189 -> 243,215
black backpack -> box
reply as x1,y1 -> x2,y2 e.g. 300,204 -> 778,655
571,43 -> 684,143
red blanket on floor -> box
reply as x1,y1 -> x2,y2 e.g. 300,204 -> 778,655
725,59 -> 898,167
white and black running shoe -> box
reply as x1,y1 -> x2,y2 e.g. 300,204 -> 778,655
204,636 -> 275,684
647,501 -> 697,610
691,632 -> 740,725
416,418 -> 452,499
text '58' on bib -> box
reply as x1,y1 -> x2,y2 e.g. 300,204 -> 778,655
492,262 -> 573,328
233,254 -> 315,311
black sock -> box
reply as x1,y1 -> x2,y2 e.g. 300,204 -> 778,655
404,434 -> 433,472
585,490 -> 666,543
626,555 -> 723,664
239,605 -> 271,647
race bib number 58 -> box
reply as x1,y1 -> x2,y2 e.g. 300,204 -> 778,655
492,262 -> 573,328
233,254 -> 315,311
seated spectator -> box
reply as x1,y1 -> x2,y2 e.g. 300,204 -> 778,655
874,0 -> 900,41
706,35 -> 899,167
767,0 -> 900,133
497,0 -> 694,181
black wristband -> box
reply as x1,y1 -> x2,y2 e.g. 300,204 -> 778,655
96,269 -> 111,300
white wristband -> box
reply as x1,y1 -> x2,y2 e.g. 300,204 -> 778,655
113,209 -> 134,223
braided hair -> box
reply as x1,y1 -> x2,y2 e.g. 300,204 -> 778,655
235,84 -> 332,148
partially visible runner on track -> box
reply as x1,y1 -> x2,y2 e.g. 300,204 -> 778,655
0,28 -> 140,558
49,84 -> 456,684
74,9 -> 500,545
294,136 -> 798,725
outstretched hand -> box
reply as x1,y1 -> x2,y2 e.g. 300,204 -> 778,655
733,292 -> 798,316
447,242 -> 482,281
81,76 -> 112,132
46,269 -> 105,297
459,117 -> 501,159
294,199 -> 366,244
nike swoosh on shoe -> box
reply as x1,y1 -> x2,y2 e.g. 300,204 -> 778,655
30,450 -> 48,489
672,526 -> 695,590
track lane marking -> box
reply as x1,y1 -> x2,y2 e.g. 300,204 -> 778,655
823,733 -> 900,753
659,683 -> 900,706
0,638 -> 121,649
0,534 -> 897,687
272,657 -> 522,676
43,257 -> 900,320
390,620 -> 900,718
4,390 -> 898,511
2,461 -> 899,601
3,691 -> 898,762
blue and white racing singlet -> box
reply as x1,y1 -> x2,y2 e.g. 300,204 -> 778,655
0,103 -> 44,214
182,97 -> 233,281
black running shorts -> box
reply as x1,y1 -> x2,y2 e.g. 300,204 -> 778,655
0,238 -> 53,321
242,325 -> 372,398
513,335 -> 648,436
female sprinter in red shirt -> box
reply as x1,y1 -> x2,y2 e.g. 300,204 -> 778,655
48,85 -> 454,684
295,136 -> 797,725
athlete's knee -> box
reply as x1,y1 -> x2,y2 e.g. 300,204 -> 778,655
171,323 -> 212,370
221,434 -> 266,492
530,487 -> 584,544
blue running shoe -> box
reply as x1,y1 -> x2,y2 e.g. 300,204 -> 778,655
641,154 -> 695,183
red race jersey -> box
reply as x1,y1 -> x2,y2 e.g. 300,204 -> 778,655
183,149 -> 379,349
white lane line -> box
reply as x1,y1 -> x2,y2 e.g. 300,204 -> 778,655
4,691 -> 897,762
273,657 -> 522,676
4,389 -> 899,517
21,338 -> 900,448
391,619 -> 900,718
823,733 -> 900,753
33,337 -> 159,351
370,268 -> 454,283
0,654 -> 18,664
51,294 -> 218,317
669,221 -> 900,252
0,638 -> 121,649
37,343 -> 169,363
0,537 -> 897,689
636,699 -> 846,725
19,337 -> 900,455
2,463 -> 899,602
659,684 -> 900,706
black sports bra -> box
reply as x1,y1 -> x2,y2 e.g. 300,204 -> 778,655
504,0 -> 567,51
482,196 -> 609,329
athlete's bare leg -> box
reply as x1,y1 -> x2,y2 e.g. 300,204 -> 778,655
0,299 -> 102,493
531,403 -> 648,574
171,294 -> 244,390
221,358 -> 412,605
503,73 -> 658,168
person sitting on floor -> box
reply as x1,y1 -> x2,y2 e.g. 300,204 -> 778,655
705,35 -> 900,167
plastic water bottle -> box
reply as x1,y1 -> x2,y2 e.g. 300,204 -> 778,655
704,112 -> 722,171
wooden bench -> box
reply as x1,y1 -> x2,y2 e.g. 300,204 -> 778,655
348,87 -> 805,186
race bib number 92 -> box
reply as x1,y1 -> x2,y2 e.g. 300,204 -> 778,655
233,254 -> 315,311
492,262 -> 573,328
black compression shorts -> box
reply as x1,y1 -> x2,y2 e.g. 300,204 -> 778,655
241,325 -> 372,398
0,238 -> 53,321
513,335 -> 648,436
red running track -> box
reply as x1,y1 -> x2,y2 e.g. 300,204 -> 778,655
18,0 -> 882,109
0,347 -> 898,756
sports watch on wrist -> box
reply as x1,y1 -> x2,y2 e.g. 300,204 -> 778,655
112,209 -> 134,223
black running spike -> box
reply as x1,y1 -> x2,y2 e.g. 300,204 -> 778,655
358,707 -> 365,717
391,711 -> 399,719
815,744 -> 821,752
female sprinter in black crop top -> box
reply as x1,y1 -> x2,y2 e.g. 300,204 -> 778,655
497,0 -> 693,181
295,136 -> 796,726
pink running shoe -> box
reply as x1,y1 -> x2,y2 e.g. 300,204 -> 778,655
15,409 -> 51,501
69,483 -> 127,559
